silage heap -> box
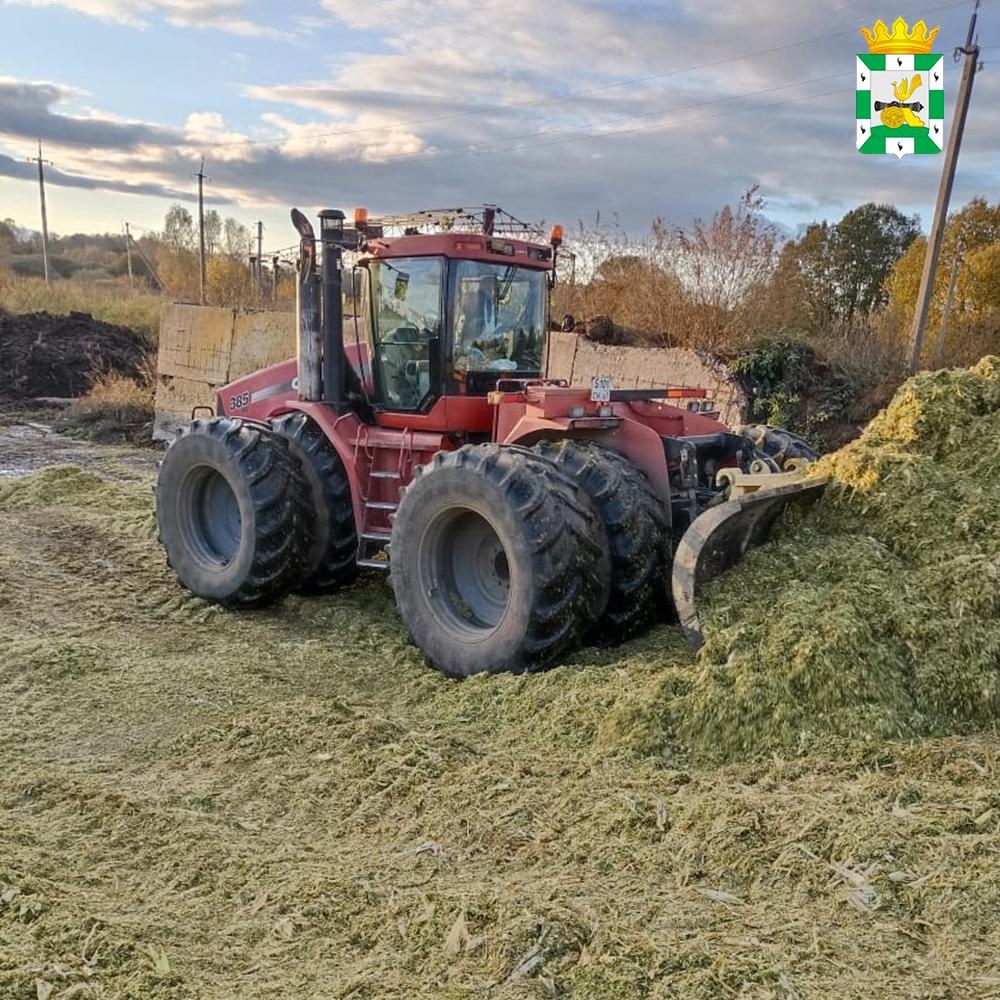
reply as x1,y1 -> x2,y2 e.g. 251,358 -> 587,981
678,357 -> 1000,759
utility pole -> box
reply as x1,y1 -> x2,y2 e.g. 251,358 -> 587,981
123,221 -> 134,288
933,241 -> 965,365
196,157 -> 207,305
908,0 -> 982,371
272,255 -> 280,302
256,221 -> 264,298
129,234 -> 165,291
26,141 -> 52,284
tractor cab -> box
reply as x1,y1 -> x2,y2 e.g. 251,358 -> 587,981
352,222 -> 556,415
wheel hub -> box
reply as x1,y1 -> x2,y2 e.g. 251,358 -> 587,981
420,508 -> 511,634
179,465 -> 241,567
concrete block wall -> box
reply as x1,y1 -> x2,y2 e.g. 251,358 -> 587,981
155,306 -> 745,438
545,331 -> 746,427
154,304 -> 295,440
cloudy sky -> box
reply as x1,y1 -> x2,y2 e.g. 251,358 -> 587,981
1,0 -> 997,252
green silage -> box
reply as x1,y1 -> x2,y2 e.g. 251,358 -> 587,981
4,385 -> 1000,996
677,357 -> 1000,759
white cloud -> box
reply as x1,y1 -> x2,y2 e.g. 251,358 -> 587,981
257,111 -> 425,162
3,0 -> 281,36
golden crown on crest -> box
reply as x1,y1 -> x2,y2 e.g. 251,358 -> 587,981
860,17 -> 939,54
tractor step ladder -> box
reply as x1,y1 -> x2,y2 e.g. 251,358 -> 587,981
357,474 -> 400,570
353,430 -> 411,571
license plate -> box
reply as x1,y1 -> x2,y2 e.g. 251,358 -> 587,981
590,376 -> 612,403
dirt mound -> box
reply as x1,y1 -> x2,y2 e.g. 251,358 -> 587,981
0,309 -> 150,400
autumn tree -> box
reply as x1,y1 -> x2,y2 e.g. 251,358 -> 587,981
885,198 -> 1000,363
163,205 -> 197,251
153,204 -> 259,304
0,218 -> 16,271
203,210 -> 223,255
223,217 -> 251,258
660,186 -> 780,313
772,203 -> 919,335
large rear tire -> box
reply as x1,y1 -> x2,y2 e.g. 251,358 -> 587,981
534,440 -> 671,639
389,444 -> 606,677
156,417 -> 304,607
270,412 -> 359,593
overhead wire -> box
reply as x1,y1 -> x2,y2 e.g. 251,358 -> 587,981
446,72 -> 847,155
96,0 -> 970,227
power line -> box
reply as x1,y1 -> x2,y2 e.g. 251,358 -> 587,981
204,0 -> 973,153
501,85 -> 849,155
60,77 -> 853,220
49,73 -> 852,227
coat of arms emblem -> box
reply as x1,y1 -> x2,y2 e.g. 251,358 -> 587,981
857,17 -> 943,157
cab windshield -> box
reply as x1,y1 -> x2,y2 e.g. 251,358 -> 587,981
452,261 -> 546,377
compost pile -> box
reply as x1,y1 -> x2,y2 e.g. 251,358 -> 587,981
674,357 -> 1000,758
0,309 -> 149,400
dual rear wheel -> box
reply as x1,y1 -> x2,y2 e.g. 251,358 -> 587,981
155,416 -> 357,607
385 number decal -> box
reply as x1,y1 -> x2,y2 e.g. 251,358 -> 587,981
229,391 -> 251,410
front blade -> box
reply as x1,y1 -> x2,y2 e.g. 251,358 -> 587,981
671,479 -> 827,648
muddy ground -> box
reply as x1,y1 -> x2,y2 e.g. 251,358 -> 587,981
1,422 -> 999,999
0,417 -> 160,480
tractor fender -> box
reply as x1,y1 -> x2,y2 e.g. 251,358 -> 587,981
502,413 -> 671,504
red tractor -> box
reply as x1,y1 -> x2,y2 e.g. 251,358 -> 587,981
155,207 -> 821,677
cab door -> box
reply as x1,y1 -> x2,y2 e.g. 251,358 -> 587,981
366,255 -> 445,412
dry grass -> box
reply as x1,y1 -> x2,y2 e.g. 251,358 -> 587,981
0,273 -> 163,341
1,458 -> 999,998
56,371 -> 155,445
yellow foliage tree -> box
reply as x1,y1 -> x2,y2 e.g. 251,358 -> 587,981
206,256 -> 256,308
883,198 -> 1000,363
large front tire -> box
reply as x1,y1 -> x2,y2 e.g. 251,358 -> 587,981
156,417 -> 304,607
389,444 -> 605,677
534,440 -> 671,639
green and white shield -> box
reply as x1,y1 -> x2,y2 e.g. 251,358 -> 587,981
856,53 -> 943,157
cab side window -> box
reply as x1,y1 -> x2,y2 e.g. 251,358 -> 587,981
369,257 -> 444,410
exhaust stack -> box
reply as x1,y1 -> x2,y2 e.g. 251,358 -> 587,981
291,208 -> 322,401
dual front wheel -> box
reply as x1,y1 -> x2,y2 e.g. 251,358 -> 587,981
388,442 -> 671,677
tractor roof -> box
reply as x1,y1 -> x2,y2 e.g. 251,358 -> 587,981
349,205 -> 558,270
361,231 -> 555,270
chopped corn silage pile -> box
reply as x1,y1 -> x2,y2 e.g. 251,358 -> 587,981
676,357 -> 1000,760
2,365 -> 1000,998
